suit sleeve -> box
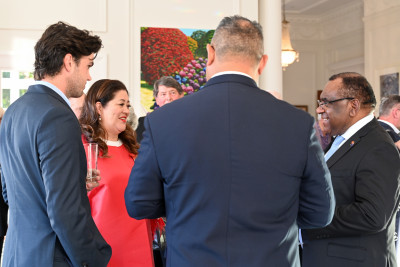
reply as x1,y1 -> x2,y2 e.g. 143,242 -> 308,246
125,116 -> 165,219
298,122 -> 335,229
135,116 -> 146,144
305,140 -> 400,239
37,108 -> 111,267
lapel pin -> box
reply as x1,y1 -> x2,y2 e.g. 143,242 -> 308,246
350,141 -> 355,147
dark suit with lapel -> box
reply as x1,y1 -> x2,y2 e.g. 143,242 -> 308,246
0,84 -> 111,267
302,118 -> 400,267
125,74 -> 335,267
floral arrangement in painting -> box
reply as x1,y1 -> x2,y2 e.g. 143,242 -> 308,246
172,58 -> 207,94
187,36 -> 198,55
141,27 -> 194,85
141,27 -> 215,112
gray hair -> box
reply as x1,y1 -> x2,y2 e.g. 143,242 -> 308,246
211,15 -> 264,64
153,76 -> 183,98
379,95 -> 400,116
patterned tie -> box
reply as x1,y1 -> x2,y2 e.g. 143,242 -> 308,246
325,135 -> 345,161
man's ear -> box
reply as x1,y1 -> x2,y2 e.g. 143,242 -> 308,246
392,106 -> 400,119
63,53 -> 74,72
206,44 -> 215,66
257,55 -> 268,75
349,98 -> 360,117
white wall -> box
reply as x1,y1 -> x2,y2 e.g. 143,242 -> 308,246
364,0 -> 400,114
0,0 -> 259,117
3,0 -> 398,119
0,0 -> 129,91
283,40 -> 323,117
283,0 -> 364,117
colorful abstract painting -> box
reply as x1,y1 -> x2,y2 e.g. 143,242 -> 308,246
140,27 -> 214,112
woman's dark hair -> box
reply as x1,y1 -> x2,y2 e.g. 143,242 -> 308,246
34,21 -> 102,80
80,79 -> 139,157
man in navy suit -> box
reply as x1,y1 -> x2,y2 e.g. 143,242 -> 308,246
125,15 -> 335,267
378,95 -> 400,252
0,22 -> 111,267
302,73 -> 400,267
378,95 -> 400,148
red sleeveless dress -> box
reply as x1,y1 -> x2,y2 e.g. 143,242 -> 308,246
85,140 -> 154,267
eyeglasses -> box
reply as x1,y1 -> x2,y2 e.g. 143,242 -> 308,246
317,97 -> 354,108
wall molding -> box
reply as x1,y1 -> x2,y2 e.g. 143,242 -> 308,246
0,0 -> 107,32
288,0 -> 363,41
364,0 -> 400,17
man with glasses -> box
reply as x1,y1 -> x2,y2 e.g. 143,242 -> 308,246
302,72 -> 400,267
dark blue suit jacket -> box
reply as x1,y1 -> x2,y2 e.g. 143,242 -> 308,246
379,120 -> 400,143
125,74 -> 335,267
0,84 -> 111,267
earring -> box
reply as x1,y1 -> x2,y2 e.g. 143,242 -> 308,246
99,115 -> 102,121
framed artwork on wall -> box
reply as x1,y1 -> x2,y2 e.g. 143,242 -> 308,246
294,105 -> 308,112
380,72 -> 399,98
375,67 -> 400,103
140,27 -> 214,112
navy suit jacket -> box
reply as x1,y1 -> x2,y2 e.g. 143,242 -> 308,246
379,120 -> 400,143
125,74 -> 335,267
302,119 -> 400,267
0,84 -> 111,267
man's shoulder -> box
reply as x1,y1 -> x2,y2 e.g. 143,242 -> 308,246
359,119 -> 398,147
378,120 -> 391,129
377,121 -> 400,142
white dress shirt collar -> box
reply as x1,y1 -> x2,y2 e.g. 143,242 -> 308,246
378,119 -> 400,134
336,113 -> 374,149
211,71 -> 253,80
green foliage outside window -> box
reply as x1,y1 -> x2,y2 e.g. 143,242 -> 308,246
2,72 -> 10,78
19,89 -> 27,97
2,89 -> 10,108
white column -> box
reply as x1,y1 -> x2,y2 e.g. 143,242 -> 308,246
258,0 -> 283,97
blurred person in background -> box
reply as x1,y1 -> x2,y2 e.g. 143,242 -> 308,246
69,93 -> 86,119
136,76 -> 184,143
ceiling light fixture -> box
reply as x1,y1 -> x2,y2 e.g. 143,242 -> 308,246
282,0 -> 299,70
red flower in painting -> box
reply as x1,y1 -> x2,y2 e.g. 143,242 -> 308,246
141,28 -> 194,85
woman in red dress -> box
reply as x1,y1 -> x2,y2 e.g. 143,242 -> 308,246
80,79 -> 154,266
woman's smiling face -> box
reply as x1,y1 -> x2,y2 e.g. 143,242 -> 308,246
97,89 -> 130,141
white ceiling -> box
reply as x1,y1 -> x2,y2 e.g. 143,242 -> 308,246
284,0 -> 361,16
